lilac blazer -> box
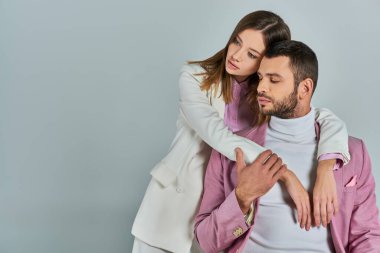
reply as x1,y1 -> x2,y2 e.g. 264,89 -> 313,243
195,123 -> 380,253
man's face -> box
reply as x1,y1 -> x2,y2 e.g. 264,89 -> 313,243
257,56 -> 299,119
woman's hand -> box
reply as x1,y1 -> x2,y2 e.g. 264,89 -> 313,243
281,170 -> 312,231
312,159 -> 338,227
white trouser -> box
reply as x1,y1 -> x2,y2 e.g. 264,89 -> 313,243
132,237 -> 203,253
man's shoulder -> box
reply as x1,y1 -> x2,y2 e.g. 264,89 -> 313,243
348,136 -> 365,155
348,135 -> 363,145
345,136 -> 368,170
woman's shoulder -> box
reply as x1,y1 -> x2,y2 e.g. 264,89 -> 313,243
180,63 -> 205,78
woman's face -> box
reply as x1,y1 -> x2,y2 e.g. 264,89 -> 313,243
225,29 -> 266,82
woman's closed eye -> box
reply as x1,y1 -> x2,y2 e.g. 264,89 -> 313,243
248,52 -> 258,59
232,37 -> 241,46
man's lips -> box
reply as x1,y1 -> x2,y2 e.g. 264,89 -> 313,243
227,60 -> 239,70
257,96 -> 271,104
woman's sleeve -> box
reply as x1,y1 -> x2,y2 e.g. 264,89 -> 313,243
315,107 -> 351,164
179,64 -> 265,164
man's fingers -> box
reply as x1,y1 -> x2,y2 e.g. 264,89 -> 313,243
272,165 -> 287,182
268,158 -> 283,177
235,148 -> 246,172
256,149 -> 273,164
264,153 -> 278,170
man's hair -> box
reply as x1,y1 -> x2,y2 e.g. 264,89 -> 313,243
265,40 -> 318,93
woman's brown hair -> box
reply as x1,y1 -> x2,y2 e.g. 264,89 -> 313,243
189,10 -> 291,125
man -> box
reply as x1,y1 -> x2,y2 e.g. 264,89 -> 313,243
195,40 -> 380,253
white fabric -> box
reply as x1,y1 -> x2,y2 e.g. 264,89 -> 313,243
133,238 -> 171,253
245,109 -> 334,252
132,238 -> 203,253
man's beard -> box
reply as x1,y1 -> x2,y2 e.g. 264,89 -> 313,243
258,88 -> 298,119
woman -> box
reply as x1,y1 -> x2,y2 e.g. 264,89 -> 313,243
132,11 -> 349,253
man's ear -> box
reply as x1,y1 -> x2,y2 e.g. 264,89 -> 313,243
298,78 -> 314,99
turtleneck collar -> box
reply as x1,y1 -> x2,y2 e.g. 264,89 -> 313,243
267,107 -> 316,143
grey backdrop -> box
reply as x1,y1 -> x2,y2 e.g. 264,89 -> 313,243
1,0 -> 379,252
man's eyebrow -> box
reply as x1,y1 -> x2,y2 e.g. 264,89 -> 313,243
237,35 -> 263,56
258,72 -> 283,79
266,73 -> 283,78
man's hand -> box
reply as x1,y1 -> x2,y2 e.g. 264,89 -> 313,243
312,159 -> 338,227
282,170 -> 312,231
235,148 -> 286,214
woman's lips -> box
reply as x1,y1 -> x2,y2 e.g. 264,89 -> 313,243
227,60 -> 239,70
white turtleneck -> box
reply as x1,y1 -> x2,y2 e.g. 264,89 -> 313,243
244,108 -> 335,253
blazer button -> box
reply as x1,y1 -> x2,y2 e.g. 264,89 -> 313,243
233,227 -> 243,237
176,187 -> 183,193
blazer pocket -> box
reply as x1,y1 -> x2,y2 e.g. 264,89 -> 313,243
150,161 -> 177,188
343,175 -> 357,193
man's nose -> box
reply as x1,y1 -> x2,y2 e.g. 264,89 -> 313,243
257,79 -> 268,93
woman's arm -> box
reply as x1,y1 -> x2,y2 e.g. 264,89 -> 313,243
179,64 -> 265,164
315,107 -> 350,164
314,107 -> 350,226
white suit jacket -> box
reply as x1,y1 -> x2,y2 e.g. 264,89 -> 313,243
132,63 -> 350,253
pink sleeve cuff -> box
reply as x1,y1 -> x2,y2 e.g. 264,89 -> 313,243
318,153 -> 344,170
